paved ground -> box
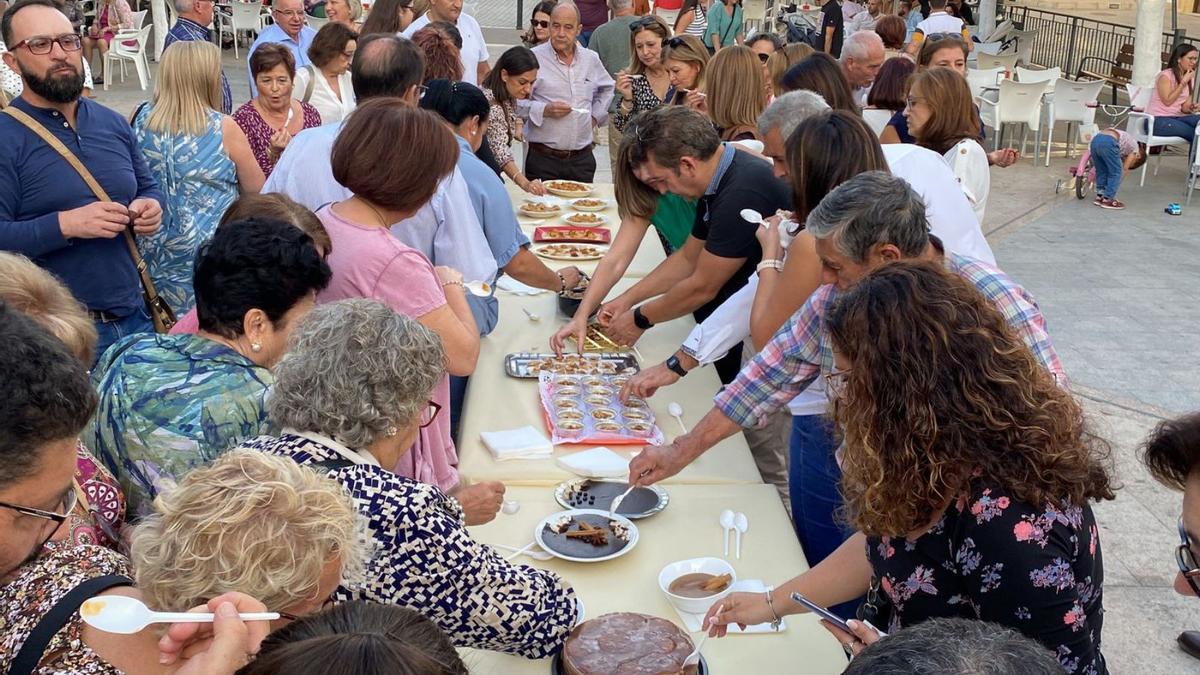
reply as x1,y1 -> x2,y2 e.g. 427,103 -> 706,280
90,35 -> 1200,673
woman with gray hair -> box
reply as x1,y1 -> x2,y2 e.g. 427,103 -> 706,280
240,299 -> 578,658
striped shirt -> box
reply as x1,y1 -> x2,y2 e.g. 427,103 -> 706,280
714,252 -> 1066,429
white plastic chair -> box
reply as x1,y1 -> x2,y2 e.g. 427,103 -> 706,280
976,52 -> 1019,72
1042,78 -> 1104,166
103,23 -> 152,90
306,13 -> 328,30
1125,83 -> 1192,187
129,8 -> 147,28
863,108 -> 893,137
1187,126 -> 1199,204
974,41 -> 1004,56
1008,29 -> 1036,65
1014,66 -> 1061,93
977,79 -> 1047,163
221,1 -> 265,58
966,67 -> 1003,99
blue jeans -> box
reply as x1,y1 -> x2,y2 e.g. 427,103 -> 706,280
1152,114 -> 1200,142
1089,133 -> 1123,200
449,374 -> 469,445
789,414 -> 861,620
92,307 -> 153,367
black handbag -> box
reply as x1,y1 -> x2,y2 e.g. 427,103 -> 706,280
855,575 -> 893,631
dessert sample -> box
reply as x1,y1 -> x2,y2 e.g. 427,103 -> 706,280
668,572 -> 733,598
534,227 -> 611,244
561,613 -> 698,675
545,180 -> 593,197
534,244 -> 605,261
564,213 -> 606,226
571,198 -> 607,210
519,201 -> 562,215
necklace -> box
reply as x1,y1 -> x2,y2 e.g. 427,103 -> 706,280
355,196 -> 391,228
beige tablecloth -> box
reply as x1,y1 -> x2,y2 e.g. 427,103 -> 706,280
458,484 -> 847,673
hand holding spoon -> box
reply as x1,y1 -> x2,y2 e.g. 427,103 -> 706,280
740,208 -> 765,226
80,596 -> 278,634
684,607 -> 722,666
608,483 -> 638,517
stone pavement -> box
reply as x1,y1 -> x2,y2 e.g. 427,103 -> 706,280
89,39 -> 1200,673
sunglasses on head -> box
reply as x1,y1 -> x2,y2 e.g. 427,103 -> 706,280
531,19 -> 550,28
629,15 -> 659,31
925,32 -> 965,42
662,36 -> 687,49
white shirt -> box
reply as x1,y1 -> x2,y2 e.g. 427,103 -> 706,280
678,143 -> 995,417
261,121 -> 499,285
940,139 -> 991,227
293,66 -> 356,124
401,12 -> 489,86
847,10 -> 879,32
915,10 -> 965,37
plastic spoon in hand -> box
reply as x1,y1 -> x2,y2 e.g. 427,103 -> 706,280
80,596 -> 278,635
740,208 -> 765,226
668,402 -> 687,433
684,608 -> 722,666
720,509 -> 735,557
734,512 -> 749,560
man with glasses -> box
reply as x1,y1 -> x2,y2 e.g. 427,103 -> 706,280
247,0 -> 315,97
0,0 -> 163,363
525,1 -> 614,182
165,0 -> 231,113
1140,412 -> 1200,660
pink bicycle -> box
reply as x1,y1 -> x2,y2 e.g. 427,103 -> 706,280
1065,102 -> 1134,200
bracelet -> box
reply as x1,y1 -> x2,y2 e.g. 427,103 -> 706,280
441,279 -> 465,289
756,259 -> 784,273
556,271 -> 568,294
764,586 -> 783,632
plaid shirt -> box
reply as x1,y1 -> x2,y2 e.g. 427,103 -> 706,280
165,18 -> 232,114
715,252 -> 1066,428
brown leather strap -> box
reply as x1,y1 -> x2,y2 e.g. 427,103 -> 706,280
2,105 -> 169,320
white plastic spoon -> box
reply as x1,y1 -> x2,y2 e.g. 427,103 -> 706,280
734,512 -> 749,560
608,483 -> 638,517
668,402 -> 687,433
80,596 -> 278,635
502,499 -> 521,515
740,208 -> 765,226
522,307 -> 541,322
493,543 -> 554,560
684,607 -> 722,667
719,509 -> 735,557
464,281 -> 492,297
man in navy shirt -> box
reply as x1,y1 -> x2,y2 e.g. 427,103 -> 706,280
165,0 -> 232,113
1,0 -> 163,361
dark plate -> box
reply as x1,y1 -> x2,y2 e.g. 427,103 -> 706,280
536,511 -> 637,562
550,652 -> 708,674
555,479 -> 669,519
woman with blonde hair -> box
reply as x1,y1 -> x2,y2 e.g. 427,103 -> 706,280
0,251 -> 126,550
133,41 -> 265,315
324,0 -> 363,30
662,34 -> 709,108
766,42 -> 813,97
705,44 -> 764,141
130,450 -> 368,622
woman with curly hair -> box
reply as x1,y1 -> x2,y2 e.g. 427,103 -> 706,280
705,258 -> 1113,675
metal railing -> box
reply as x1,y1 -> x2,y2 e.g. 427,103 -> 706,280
1002,5 -> 1187,76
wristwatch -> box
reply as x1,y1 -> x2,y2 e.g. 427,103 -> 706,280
633,306 -> 654,330
665,354 -> 688,377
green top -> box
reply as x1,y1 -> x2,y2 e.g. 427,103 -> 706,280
650,192 -> 698,252
705,0 -> 744,48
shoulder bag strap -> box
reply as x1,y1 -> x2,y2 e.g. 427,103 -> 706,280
8,574 -> 134,675
2,106 -> 170,324
302,65 -> 316,104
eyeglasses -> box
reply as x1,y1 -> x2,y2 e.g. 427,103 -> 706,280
629,15 -> 659,31
904,95 -> 925,109
11,33 -> 82,54
416,83 -> 429,99
273,9 -> 306,17
824,368 -> 851,401
1177,518 -> 1200,597
1,488 -> 78,552
662,36 -> 687,50
757,52 -> 770,63
531,19 -> 550,28
419,401 -> 442,428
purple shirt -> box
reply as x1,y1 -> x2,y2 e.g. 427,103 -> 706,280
577,0 -> 609,32
525,41 -> 615,151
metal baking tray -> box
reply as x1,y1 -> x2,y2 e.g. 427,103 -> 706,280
555,478 -> 669,519
504,353 -> 640,379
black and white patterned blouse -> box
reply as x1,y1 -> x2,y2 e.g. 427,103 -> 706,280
612,76 -> 676,132
241,431 -> 579,658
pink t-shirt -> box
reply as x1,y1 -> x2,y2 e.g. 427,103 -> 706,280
169,308 -> 200,335
315,204 -> 460,493
1147,68 -> 1192,117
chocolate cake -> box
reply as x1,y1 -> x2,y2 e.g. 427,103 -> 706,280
562,613 -> 698,675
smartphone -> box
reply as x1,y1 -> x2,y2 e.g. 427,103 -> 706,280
790,592 -> 852,634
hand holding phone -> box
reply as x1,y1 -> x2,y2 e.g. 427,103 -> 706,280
789,592 -> 852,634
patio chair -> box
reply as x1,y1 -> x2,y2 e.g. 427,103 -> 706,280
103,23 -> 152,90
1014,66 -> 1061,93
306,13 -> 329,30
977,79 -> 1047,163
1042,78 -> 1105,166
1187,128 -> 1200,204
219,1 -> 265,58
976,52 -> 1019,72
1125,82 -> 1193,187
966,66 -> 1003,99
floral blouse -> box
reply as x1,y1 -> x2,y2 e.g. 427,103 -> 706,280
241,431 -> 579,658
232,101 -> 321,178
867,481 -> 1105,674
483,88 -> 522,170
0,544 -> 131,674
56,443 -> 127,550
612,76 -> 674,132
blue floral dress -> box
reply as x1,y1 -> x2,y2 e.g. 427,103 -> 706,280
84,333 -> 274,519
866,481 -> 1105,674
132,106 -> 238,315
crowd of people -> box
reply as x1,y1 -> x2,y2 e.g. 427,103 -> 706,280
1,0 -> 1199,671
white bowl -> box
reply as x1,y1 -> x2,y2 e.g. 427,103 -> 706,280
658,557 -> 737,615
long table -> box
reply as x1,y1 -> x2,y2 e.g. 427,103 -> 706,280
458,484 -> 848,673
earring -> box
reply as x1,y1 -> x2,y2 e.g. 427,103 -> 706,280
251,343 -> 262,353
385,425 -> 398,437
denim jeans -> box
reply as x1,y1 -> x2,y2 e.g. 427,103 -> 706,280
92,307 -> 153,367
789,414 -> 861,620
449,374 -> 469,445
1089,133 -> 1123,199
1152,114 -> 1200,142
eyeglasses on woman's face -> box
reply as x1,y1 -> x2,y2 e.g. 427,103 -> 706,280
824,368 -> 852,401
1177,518 -> 1200,597
419,401 -> 442,428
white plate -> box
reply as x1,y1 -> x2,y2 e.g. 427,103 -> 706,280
545,181 -> 594,198
563,213 -> 609,227
570,198 -> 610,212
518,205 -> 564,219
534,508 -> 639,563
533,244 -> 606,261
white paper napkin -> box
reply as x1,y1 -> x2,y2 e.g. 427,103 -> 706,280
496,276 -> 548,296
670,579 -> 787,634
555,447 -> 630,478
480,426 -> 554,460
